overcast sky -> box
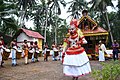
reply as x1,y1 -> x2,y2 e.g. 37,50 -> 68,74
25,0 -> 118,29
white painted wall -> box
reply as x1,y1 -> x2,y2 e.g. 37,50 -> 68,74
17,32 -> 29,48
17,32 -> 29,42
33,38 -> 38,42
17,32 -> 38,48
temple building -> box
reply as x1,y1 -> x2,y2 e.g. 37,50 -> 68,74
78,10 -> 109,59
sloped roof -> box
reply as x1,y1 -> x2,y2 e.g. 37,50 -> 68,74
83,27 -> 108,36
17,28 -> 44,39
79,16 -> 97,24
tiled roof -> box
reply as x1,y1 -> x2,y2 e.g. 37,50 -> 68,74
83,27 -> 108,34
83,27 -> 108,36
20,28 -> 44,39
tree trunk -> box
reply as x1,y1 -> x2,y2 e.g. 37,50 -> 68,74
55,27 -> 57,44
55,7 -> 57,44
105,11 -> 114,43
100,9 -> 114,43
44,5 -> 48,44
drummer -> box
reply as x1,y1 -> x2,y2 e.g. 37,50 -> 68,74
22,40 -> 29,64
58,43 -> 63,61
34,41 -> 40,62
43,42 -> 48,61
29,41 -> 35,63
52,42 -> 58,61
0,36 -> 5,67
10,39 -> 18,66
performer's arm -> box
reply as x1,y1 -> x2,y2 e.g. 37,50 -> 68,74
82,38 -> 87,44
62,41 -> 68,63
62,37 -> 70,52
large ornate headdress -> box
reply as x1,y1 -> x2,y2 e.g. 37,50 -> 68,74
70,19 -> 79,28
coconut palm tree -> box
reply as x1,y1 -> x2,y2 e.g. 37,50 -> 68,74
107,12 -> 120,41
67,0 -> 88,19
17,0 -> 36,27
0,0 -> 19,36
31,0 -> 50,44
57,19 -> 68,44
47,0 -> 66,44
31,0 -> 47,32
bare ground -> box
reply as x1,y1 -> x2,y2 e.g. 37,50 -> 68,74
0,56 -> 102,80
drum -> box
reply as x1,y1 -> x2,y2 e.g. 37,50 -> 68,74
34,50 -> 39,58
46,50 -> 50,56
2,49 -> 11,60
54,50 -> 59,57
39,50 -> 42,57
28,50 -> 33,59
36,50 -> 39,54
16,50 -> 22,59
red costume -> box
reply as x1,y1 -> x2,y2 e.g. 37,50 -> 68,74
62,19 -> 91,80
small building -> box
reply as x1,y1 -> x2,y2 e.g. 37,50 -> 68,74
14,28 -> 44,49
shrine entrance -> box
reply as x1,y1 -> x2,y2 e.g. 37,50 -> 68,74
78,10 -> 108,60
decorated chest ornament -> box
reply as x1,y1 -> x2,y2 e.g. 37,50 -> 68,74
64,19 -> 85,55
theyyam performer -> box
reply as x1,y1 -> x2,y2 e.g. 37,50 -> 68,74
62,19 -> 91,80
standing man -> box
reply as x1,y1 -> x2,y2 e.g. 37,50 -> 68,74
43,42 -> 48,61
34,41 -> 40,62
29,41 -> 35,62
10,39 -> 18,66
112,40 -> 119,61
52,42 -> 58,61
23,40 -> 29,64
98,40 -> 107,61
58,43 -> 63,61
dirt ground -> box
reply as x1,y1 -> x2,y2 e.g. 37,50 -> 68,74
0,56 -> 102,80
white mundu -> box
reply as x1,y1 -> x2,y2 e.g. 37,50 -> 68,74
99,43 -> 106,61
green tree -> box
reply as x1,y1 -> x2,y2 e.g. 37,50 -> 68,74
114,0 -> 120,41
31,0 -> 67,46
89,0 -> 114,43
57,19 -> 68,44
0,0 -> 19,36
67,0 -> 88,19
47,0 -> 66,44
17,0 -> 36,27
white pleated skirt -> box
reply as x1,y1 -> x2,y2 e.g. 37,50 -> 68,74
63,51 -> 91,77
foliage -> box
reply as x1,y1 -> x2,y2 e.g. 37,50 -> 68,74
0,0 -> 19,36
67,0 -> 88,19
47,0 -> 66,15
91,61 -> 120,80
